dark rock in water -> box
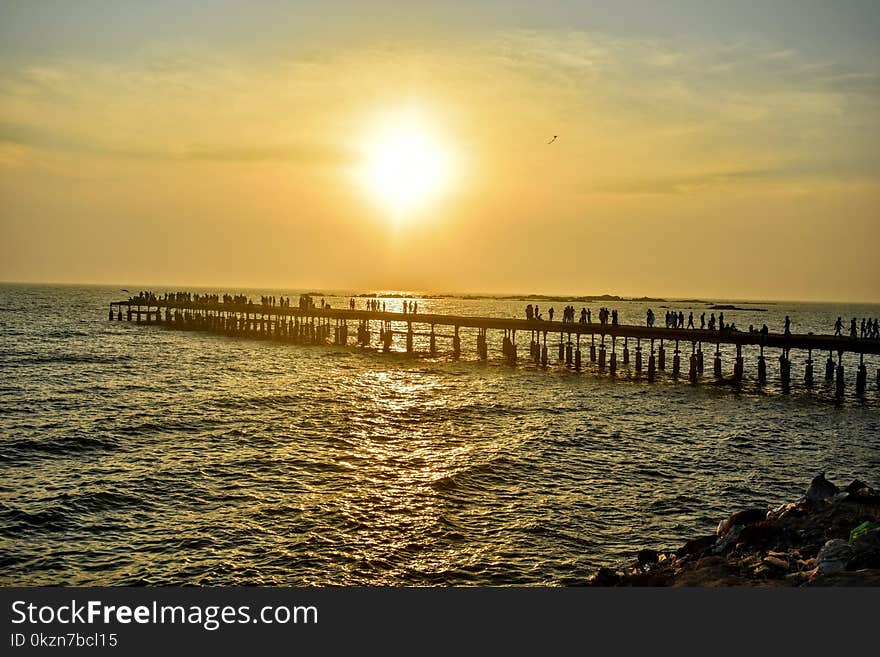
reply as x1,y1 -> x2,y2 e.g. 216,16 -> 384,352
637,549 -> 659,566
806,473 -> 838,501
845,479 -> 869,494
706,304 -> 767,311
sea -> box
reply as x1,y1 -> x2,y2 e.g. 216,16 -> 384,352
1,283 -> 878,585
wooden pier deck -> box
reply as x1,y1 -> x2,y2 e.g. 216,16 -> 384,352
109,295 -> 880,397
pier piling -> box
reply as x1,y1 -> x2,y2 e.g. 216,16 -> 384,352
672,340 -> 681,379
856,354 -> 866,395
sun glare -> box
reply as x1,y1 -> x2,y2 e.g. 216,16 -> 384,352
359,110 -> 454,221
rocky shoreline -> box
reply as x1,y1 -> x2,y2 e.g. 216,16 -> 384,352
589,475 -> 880,586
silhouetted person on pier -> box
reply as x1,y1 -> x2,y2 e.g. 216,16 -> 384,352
860,318 -> 866,338
719,312 -> 725,331
784,315 -> 791,336
646,309 -> 654,327
548,307 -> 554,322
526,304 -> 534,321
611,309 -> 618,325
708,313 -> 716,331
580,308 -> 587,324
586,309 -> 591,323
687,312 -> 694,329
700,312 -> 706,329
834,317 -> 843,336
850,317 -> 857,338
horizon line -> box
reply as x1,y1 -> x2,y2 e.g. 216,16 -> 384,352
2,279 -> 879,306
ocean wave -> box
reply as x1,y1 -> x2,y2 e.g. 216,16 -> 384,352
0,435 -> 119,460
0,504 -> 70,535
7,353 -> 131,366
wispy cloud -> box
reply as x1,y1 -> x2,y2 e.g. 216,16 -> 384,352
0,120 -> 350,164
179,142 -> 350,164
590,169 -> 775,195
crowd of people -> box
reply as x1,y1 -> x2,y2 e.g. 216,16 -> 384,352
835,316 -> 879,339
647,309 -> 737,332
125,290 -> 880,341
363,298 -> 386,312
259,295 -> 292,307
520,302 -> 839,340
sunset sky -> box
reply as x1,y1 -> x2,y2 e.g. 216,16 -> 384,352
1,0 -> 879,301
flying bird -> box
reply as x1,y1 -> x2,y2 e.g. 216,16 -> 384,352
547,135 -> 558,144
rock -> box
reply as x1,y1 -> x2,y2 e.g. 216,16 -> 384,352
845,479 -> 869,494
735,521 -> 788,550
590,567 -> 621,586
717,508 -> 767,536
816,539 -> 854,574
763,555 -> 789,570
587,475 -> 879,587
806,569 -> 880,587
767,500 -> 808,521
806,473 -> 838,501
637,549 -> 659,567
848,528 -> 880,570
845,486 -> 880,506
675,535 -> 716,558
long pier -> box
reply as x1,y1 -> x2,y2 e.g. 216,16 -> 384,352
109,296 -> 880,398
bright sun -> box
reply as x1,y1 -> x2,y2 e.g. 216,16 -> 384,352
359,110 -> 454,220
